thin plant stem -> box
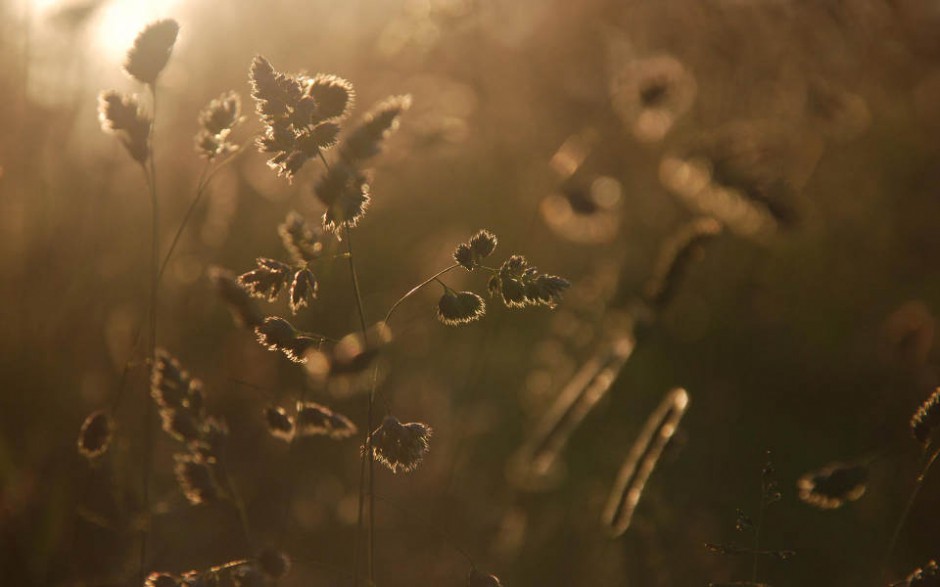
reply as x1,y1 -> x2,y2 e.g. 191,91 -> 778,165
221,468 -> 253,550
112,140 -> 249,414
354,261 -> 465,585
343,222 -> 373,587
372,493 -> 475,566
883,441 -> 940,579
138,81 -> 160,586
752,488 -> 764,582
156,136 -> 256,282
383,264 -> 461,325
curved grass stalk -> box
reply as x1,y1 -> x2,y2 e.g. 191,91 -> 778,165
602,387 -> 690,537
883,441 -> 940,580
509,328 -> 636,490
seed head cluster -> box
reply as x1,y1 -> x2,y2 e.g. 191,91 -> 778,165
152,350 -> 228,504
488,255 -> 570,309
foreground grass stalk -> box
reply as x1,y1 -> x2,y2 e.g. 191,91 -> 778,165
883,442 -> 940,579
344,222 -> 373,586
138,82 -> 160,587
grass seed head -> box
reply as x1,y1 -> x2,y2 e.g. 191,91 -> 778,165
208,267 -> 264,329
238,258 -> 293,302
454,229 -> 498,270
77,410 -> 113,459
174,453 -> 219,505
796,461 -> 869,509
98,91 -> 151,164
123,19 -> 179,85
340,94 -> 411,163
264,406 -> 294,442
368,415 -> 433,473
437,290 -> 486,326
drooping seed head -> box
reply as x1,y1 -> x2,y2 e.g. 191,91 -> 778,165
437,290 -> 486,326
368,415 -> 433,473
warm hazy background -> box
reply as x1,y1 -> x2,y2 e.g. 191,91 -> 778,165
2,0 -> 940,585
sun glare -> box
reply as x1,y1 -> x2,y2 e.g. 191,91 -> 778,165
36,0 -> 185,62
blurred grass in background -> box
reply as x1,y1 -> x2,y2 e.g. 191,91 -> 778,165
2,0 -> 940,585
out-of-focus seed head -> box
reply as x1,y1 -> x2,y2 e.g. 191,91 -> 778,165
145,572 -> 181,587
123,19 -> 179,85
98,91 -> 151,164
468,568 -> 503,587
257,549 -> 291,579
796,461 -> 869,509
264,406 -> 294,442
340,94 -> 411,163
78,410 -> 113,459
278,211 -> 323,264
208,267 -> 264,329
